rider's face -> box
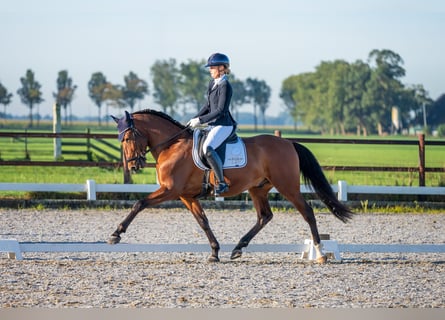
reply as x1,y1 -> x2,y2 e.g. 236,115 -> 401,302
209,65 -> 224,79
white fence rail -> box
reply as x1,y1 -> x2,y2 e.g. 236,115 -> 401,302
1,239 -> 444,261
0,180 -> 444,201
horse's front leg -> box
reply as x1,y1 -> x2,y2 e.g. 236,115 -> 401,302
108,185 -> 177,244
180,197 -> 220,262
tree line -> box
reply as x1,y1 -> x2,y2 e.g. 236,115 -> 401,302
0,59 -> 272,130
1,48 -> 444,134
280,49 -> 445,136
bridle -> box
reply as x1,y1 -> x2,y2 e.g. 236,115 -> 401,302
123,124 -> 190,168
123,127 -> 147,169
114,110 -> 191,169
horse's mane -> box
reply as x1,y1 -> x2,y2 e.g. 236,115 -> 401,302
133,109 -> 189,131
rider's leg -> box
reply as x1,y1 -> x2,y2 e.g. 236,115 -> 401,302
205,146 -> 229,195
202,125 -> 233,196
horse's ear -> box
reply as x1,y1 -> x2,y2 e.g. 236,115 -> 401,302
111,115 -> 119,124
124,111 -> 134,127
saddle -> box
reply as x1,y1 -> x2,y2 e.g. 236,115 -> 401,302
192,128 -> 247,198
192,128 -> 247,170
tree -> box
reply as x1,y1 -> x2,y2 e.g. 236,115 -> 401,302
0,82 -> 13,121
178,59 -> 208,115
280,72 -> 317,131
281,49 -> 428,136
344,60 -> 372,136
364,49 -> 406,135
245,77 -> 271,130
427,94 -> 445,128
150,59 -> 180,116
122,71 -> 148,112
315,60 -> 351,134
53,70 -> 77,125
103,83 -> 125,125
88,72 -> 108,126
280,73 -> 317,130
280,78 -> 298,129
17,69 -> 44,127
399,84 -> 433,132
258,81 -> 271,129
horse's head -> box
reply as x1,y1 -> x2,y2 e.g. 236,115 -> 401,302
112,111 -> 147,172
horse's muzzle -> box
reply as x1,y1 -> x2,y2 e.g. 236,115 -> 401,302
127,154 -> 146,172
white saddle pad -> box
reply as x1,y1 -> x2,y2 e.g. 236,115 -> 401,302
192,129 -> 247,171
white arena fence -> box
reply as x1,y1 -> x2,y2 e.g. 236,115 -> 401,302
0,179 -> 444,201
1,180 -> 444,260
1,239 -> 445,261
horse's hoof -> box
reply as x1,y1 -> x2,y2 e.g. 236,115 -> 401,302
107,235 -> 121,245
316,255 -> 327,264
208,255 -> 220,263
230,249 -> 242,260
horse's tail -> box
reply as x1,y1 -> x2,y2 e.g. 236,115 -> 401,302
293,142 -> 353,223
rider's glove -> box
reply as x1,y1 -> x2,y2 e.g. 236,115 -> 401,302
187,117 -> 201,128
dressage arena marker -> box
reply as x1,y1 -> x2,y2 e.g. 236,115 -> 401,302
1,239 -> 444,261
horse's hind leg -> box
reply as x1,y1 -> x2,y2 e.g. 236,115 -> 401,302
280,190 -> 327,263
231,186 -> 273,260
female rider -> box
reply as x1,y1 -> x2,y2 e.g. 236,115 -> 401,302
188,53 -> 236,196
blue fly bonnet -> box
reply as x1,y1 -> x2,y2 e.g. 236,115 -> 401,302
111,111 -> 134,142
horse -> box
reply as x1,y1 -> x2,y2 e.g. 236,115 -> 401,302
108,109 -> 352,263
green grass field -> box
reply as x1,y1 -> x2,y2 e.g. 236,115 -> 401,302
1,123 -> 444,196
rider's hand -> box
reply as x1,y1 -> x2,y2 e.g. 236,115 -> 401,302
188,117 -> 201,128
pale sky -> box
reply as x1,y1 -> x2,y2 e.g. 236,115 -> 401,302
1,0 -> 444,118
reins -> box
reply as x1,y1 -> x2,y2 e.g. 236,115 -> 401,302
144,126 -> 191,155
126,125 -> 191,164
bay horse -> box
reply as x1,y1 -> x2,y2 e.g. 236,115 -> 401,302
108,109 -> 352,263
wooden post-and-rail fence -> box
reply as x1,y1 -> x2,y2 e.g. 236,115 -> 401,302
0,131 -> 444,186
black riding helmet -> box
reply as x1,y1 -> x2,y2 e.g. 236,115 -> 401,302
204,53 -> 230,68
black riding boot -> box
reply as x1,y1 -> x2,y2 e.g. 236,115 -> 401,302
205,146 -> 229,196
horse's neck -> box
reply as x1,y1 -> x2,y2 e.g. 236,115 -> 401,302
147,128 -> 178,148
138,117 -> 190,155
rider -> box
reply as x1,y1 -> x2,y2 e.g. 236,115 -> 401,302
187,53 -> 236,196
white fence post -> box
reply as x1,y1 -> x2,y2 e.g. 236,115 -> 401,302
53,103 -> 62,160
86,179 -> 96,201
338,180 -> 348,201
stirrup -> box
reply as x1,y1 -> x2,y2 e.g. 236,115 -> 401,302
215,183 -> 229,196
